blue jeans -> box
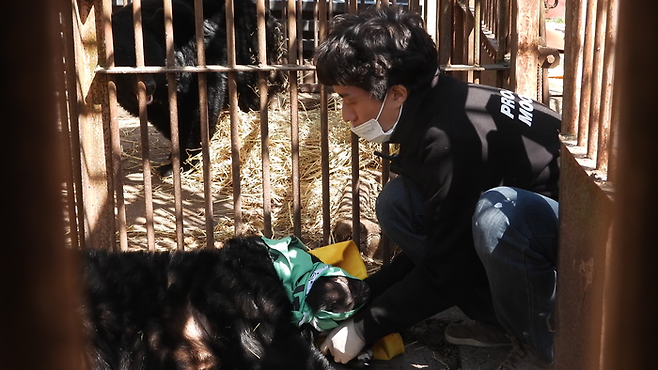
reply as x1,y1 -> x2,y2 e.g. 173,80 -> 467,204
473,186 -> 558,362
376,178 -> 557,362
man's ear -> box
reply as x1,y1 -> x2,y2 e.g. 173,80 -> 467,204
389,85 -> 408,107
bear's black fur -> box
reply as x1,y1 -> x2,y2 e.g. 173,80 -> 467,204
112,0 -> 285,176
79,236 -> 351,370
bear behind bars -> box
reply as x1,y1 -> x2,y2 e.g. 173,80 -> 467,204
78,237 -> 370,370
111,0 -> 286,176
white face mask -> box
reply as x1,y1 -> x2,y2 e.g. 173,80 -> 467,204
350,92 -> 403,143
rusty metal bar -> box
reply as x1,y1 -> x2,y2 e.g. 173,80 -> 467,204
473,0 -> 482,84
345,0 -> 360,246
350,133 -> 361,248
190,0 -> 214,247
607,93 -> 619,183
596,0 -> 618,173
226,0 -> 242,238
297,0 -> 304,65
57,57 -> 79,249
539,7 -> 549,105
320,86 -> 331,244
562,0 -> 583,135
98,64 -> 317,73
586,0 -> 607,160
137,78 -> 155,251
510,0 -> 540,99
103,0 -> 126,251
441,64 -> 508,71
438,0 -> 453,66
576,0 -> 597,147
318,0 -> 330,244
453,2 -> 466,81
61,0 -> 84,249
107,79 -> 128,251
131,0 -> 156,251
164,0 -> 184,250
257,0 -> 273,238
496,0 -> 509,87
288,0 -> 302,237
380,143 -> 392,264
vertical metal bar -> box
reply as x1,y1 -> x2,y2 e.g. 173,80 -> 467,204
350,133 -> 361,248
132,0 -> 156,251
439,0 -> 453,67
66,0 -> 86,248
57,68 -> 79,249
346,0 -> 360,245
539,6 -> 549,105
319,0 -> 330,245
320,87 -> 331,244
288,0 -> 302,237
380,143 -> 391,264
510,0 -> 540,99
586,0 -> 607,161
576,0 -> 597,147
329,0 -> 335,22
452,2 -> 465,80
473,0 -> 482,84
297,0 -> 304,65
496,0 -> 509,88
104,0 -> 125,251
435,0 -> 441,56
60,0 -> 82,249
487,0 -> 493,33
107,80 -> 128,251
164,0 -> 184,250
226,0 -> 242,238
191,0 -> 214,246
257,0 -> 273,238
562,0 -> 585,135
596,0 -> 618,173
313,0 -> 320,82
487,0 -> 494,36
607,80 -> 620,183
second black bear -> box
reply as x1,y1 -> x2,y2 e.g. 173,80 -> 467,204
112,0 -> 285,176
79,236 -> 370,369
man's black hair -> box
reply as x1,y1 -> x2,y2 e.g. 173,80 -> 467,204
313,6 -> 439,100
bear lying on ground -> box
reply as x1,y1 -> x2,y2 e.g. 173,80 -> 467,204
79,236 -> 369,370
111,0 -> 285,176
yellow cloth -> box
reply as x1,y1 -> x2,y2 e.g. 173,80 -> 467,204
310,241 -> 405,361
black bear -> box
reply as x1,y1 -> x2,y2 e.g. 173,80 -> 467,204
78,236 -> 370,370
112,0 -> 285,176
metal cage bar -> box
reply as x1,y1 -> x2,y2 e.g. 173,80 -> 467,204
164,0 -> 185,250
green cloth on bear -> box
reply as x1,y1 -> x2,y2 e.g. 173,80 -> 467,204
262,235 -> 365,331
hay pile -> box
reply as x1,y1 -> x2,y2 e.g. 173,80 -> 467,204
159,93 -> 387,249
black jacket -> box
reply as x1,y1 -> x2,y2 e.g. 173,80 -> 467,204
355,75 -> 561,343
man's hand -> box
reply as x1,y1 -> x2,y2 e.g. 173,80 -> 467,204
320,319 -> 366,364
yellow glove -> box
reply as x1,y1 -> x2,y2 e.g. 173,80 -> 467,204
320,319 -> 366,364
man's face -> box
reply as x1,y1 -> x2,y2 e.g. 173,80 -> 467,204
333,85 -> 405,132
